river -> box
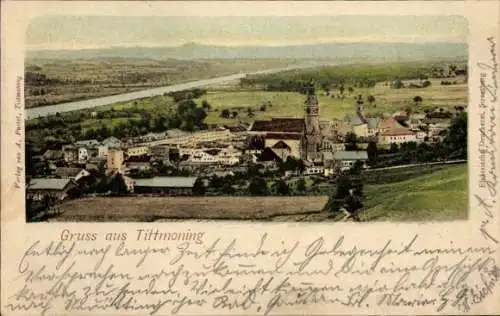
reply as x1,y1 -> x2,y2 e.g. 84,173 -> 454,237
25,64 -> 322,120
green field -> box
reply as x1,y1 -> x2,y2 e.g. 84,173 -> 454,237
361,164 -> 468,221
197,80 -> 467,124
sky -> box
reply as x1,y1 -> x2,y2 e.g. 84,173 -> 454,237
25,15 -> 468,50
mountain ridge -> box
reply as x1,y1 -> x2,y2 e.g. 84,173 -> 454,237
26,42 -> 468,61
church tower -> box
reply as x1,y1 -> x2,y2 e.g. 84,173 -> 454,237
303,85 -> 321,162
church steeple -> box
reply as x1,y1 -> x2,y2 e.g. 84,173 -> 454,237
303,83 -> 322,162
304,86 -> 320,134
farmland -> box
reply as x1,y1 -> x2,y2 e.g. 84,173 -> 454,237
24,58 -> 297,108
50,196 -> 329,222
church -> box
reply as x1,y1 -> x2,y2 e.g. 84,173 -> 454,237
247,89 -> 324,163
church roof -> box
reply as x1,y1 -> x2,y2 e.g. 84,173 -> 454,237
250,118 -> 305,133
366,117 -> 381,129
266,133 -> 303,140
344,113 -> 366,126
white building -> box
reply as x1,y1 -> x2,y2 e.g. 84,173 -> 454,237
379,129 -> 417,145
126,146 -> 149,157
98,145 -> 109,158
189,151 -> 219,164
78,148 -> 89,162
217,146 -> 242,166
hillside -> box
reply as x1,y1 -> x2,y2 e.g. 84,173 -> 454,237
361,164 -> 468,221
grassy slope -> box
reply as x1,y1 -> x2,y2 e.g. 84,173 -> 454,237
360,164 -> 468,221
280,164 -> 468,222
198,80 -> 467,124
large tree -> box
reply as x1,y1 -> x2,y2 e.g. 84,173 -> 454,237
248,177 -> 268,196
323,170 -> 364,222
366,141 -> 378,164
192,178 -> 206,196
413,95 -> 423,106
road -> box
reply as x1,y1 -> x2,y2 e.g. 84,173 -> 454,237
25,63 -> 325,120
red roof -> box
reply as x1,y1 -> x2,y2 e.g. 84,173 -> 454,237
250,118 -> 305,133
380,128 -> 415,136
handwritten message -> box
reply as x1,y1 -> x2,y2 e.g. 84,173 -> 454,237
3,231 -> 499,315
14,75 -> 23,190
477,36 -> 499,245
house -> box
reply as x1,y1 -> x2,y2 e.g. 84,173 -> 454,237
27,178 -> 77,200
126,146 -> 149,157
379,116 -> 406,133
304,166 -> 324,176
102,136 -> 122,148
379,129 -> 417,145
107,149 -> 124,172
98,145 -> 109,159
248,118 -> 306,160
78,147 -> 89,162
54,167 -> 90,182
217,146 -> 242,166
427,121 -> 450,137
126,161 -> 151,172
75,139 -> 100,148
132,177 -> 198,195
239,152 -> 258,164
344,113 -> 368,137
325,119 -> 351,138
322,137 -> 346,152
328,151 -> 368,172
150,145 -> 170,162
61,145 -> 78,163
42,149 -> 64,162
189,151 -> 219,164
366,117 -> 381,136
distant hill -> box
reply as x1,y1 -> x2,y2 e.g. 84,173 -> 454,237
26,42 -> 467,61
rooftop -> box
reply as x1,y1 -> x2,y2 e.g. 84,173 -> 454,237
380,128 -> 416,136
75,139 -> 100,147
250,118 -> 305,134
132,177 -> 198,188
265,133 -> 303,140
54,167 -> 85,178
28,178 -> 72,190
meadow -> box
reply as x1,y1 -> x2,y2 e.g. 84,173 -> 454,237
197,78 -> 467,124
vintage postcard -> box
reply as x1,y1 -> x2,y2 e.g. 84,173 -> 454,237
1,1 -> 499,315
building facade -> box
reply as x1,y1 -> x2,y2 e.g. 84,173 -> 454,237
107,149 -> 124,171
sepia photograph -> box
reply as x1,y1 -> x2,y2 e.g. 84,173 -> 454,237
24,15 -> 469,223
